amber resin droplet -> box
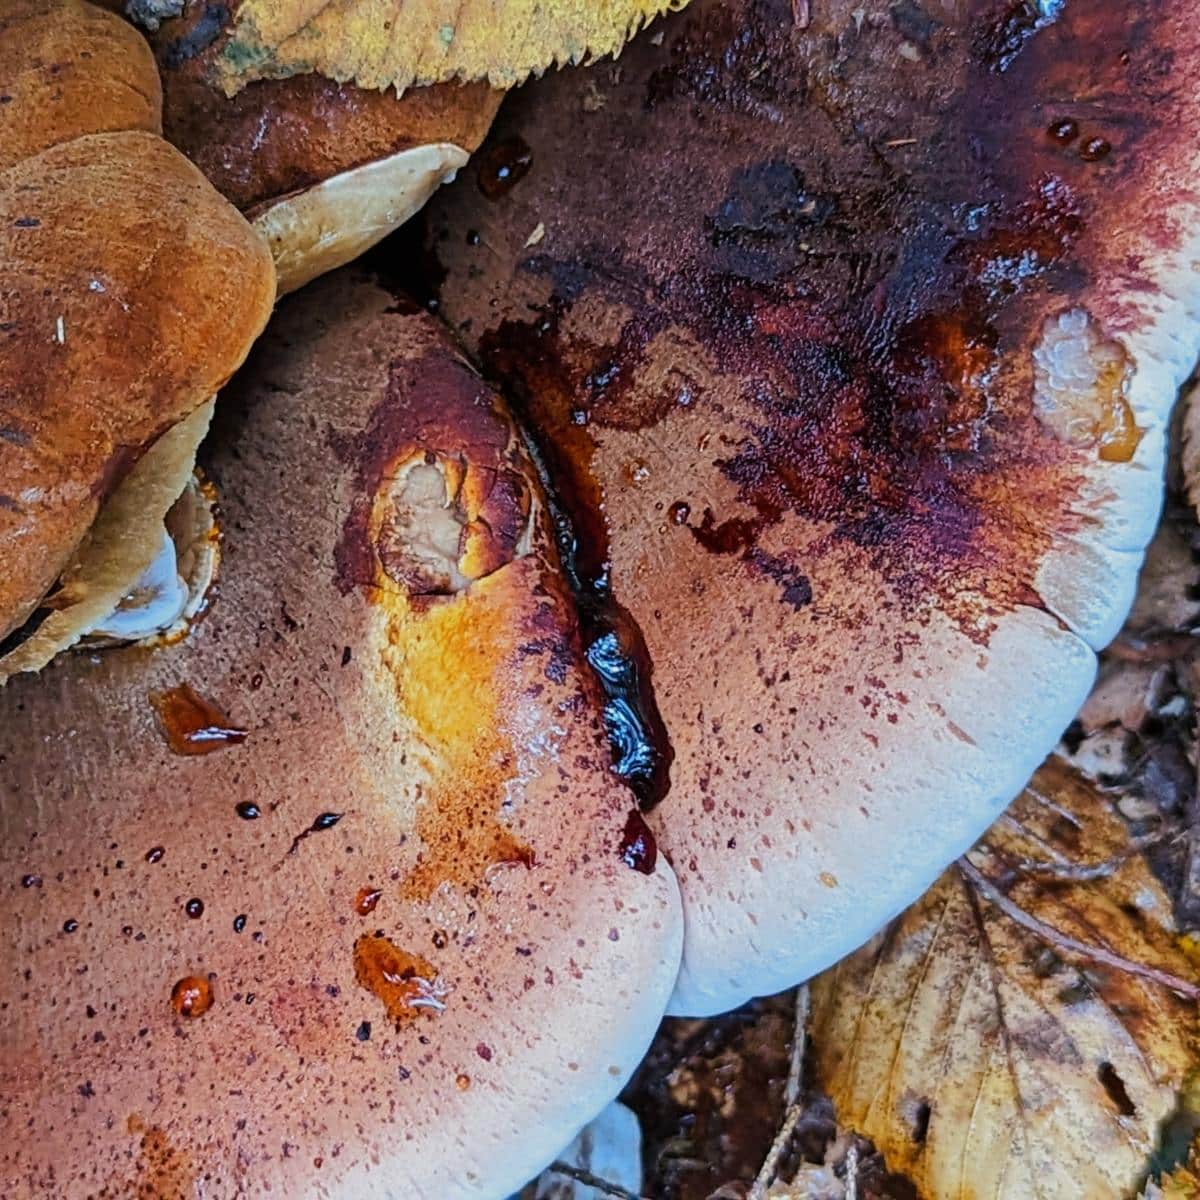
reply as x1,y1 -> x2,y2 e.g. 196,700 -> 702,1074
476,136 -> 533,200
354,887 -> 382,916
618,810 -> 657,875
353,934 -> 445,1023
151,684 -> 247,756
1046,117 -> 1078,144
171,975 -> 213,1018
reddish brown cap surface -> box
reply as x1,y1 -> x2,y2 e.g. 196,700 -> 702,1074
0,0 -> 274,647
427,0 -> 1200,1012
0,0 -> 161,170
0,272 -> 682,1197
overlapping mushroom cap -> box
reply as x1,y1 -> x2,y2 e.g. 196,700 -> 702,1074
0,0 -> 274,672
428,0 -> 1200,1013
140,0 -> 501,293
0,271 -> 682,1198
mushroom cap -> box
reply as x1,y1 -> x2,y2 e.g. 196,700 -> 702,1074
0,0 -> 274,649
0,0 -> 161,171
426,0 -> 1200,1014
0,271 -> 682,1198
143,0 -> 502,292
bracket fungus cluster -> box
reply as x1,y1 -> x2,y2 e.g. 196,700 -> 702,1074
3,0 -> 1200,1195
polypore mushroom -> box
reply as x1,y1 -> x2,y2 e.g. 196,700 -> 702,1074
137,0 -> 501,294
0,270 -> 682,1197
428,0 -> 1200,1013
0,0 -> 274,679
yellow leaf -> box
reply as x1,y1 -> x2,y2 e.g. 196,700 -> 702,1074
215,0 -> 690,96
1144,1136 -> 1200,1200
810,756 -> 1199,1200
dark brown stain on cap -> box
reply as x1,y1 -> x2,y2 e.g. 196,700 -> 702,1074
445,0 -> 1189,636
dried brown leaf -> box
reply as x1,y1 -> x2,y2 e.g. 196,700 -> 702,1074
811,757 -> 1199,1200
1143,1142 -> 1200,1200
1182,378 -> 1200,521
215,0 -> 689,96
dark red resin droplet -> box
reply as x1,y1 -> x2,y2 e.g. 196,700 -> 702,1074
618,810 -> 657,875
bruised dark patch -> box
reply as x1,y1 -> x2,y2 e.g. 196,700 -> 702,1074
458,0 -> 1185,636
618,809 -> 658,874
160,2 -> 228,69
746,549 -> 813,610
328,335 -> 525,596
890,0 -> 941,50
517,635 -> 573,685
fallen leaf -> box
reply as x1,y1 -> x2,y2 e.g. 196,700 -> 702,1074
215,0 -> 689,96
810,756 -> 1199,1200
1182,377 -> 1200,521
1144,1137 -> 1200,1200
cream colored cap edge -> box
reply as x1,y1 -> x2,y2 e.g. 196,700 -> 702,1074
254,141 -> 470,295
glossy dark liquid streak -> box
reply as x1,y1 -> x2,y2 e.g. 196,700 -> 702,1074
287,810 -> 344,855
512,414 -> 675,810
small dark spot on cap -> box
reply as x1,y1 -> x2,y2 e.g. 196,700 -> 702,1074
1098,1061 -> 1135,1116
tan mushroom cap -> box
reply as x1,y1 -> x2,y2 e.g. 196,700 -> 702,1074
0,0 -> 160,170
143,0 -> 501,292
428,0 -> 1200,1013
0,0 -> 275,653
0,272 -> 682,1198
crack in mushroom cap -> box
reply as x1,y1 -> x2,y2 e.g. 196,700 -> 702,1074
138,0 -> 502,292
426,0 -> 1200,1014
0,0 -> 275,656
0,272 -> 682,1199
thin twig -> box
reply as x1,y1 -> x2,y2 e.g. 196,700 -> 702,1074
984,830 -> 1169,883
845,1144 -> 859,1200
958,857 -> 1200,1000
749,986 -> 810,1200
547,1161 -> 645,1200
